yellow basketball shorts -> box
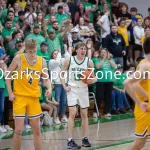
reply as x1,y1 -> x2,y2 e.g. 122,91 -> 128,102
13,95 -> 42,119
134,104 -> 150,138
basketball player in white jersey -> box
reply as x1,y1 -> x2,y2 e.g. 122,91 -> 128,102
60,42 -> 97,149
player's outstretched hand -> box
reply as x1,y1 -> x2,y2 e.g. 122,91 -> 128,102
45,89 -> 52,98
139,102 -> 148,112
9,93 -> 15,102
64,86 -> 71,93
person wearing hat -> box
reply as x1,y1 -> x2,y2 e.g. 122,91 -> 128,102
45,28 -> 60,57
37,42 -> 50,67
44,19 -> 71,57
69,27 -> 81,56
56,5 -> 69,25
54,0 -> 65,12
25,23 -> 45,51
9,38 -> 24,62
8,30 -> 23,51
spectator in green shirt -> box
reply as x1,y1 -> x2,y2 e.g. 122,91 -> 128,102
45,6 -> 56,21
0,0 -> 8,24
47,15 -> 57,31
43,19 -> 71,57
98,0 -> 112,20
5,11 -> 16,28
93,48 -> 116,118
82,0 -> 99,23
56,5 -> 69,25
52,21 -> 61,35
1,19 -> 15,54
37,42 -> 50,67
25,24 -> 45,51
45,29 -> 61,58
13,2 -> 20,22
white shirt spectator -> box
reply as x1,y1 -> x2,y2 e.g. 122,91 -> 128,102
77,26 -> 90,43
99,14 -> 110,38
133,26 -> 144,45
25,12 -> 37,25
49,51 -> 70,84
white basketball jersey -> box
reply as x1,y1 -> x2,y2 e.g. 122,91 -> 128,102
67,56 -> 89,87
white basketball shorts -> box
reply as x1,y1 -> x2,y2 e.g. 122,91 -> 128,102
67,86 -> 89,109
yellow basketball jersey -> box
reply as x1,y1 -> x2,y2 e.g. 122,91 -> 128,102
13,54 -> 43,97
136,59 -> 148,102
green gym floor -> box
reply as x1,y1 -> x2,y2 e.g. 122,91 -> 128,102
1,114 -> 150,150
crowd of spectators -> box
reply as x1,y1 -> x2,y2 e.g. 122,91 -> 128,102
0,0 -> 150,133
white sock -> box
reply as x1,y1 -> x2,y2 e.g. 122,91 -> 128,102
68,138 -> 72,142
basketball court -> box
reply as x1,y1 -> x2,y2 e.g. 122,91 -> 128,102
1,114 -> 150,150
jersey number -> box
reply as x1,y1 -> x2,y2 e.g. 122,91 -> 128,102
28,78 -> 33,84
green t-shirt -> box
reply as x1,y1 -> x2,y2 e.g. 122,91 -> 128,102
45,14 -> 51,20
39,30 -> 45,37
37,50 -> 50,67
39,85 -> 55,103
98,2 -> 112,20
0,71 -> 5,88
45,14 -> 57,20
25,34 -> 45,51
94,58 -> 115,82
56,13 -> 69,25
1,27 -> 15,53
83,2 -> 94,23
92,58 -> 99,74
4,84 -> 9,97
47,24 -> 52,31
46,35 -> 61,57
114,73 -> 127,89
1,8 -> 8,24
9,48 -> 18,62
14,16 -> 19,22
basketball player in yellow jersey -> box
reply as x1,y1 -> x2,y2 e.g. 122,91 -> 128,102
5,39 -> 52,150
123,37 -> 150,150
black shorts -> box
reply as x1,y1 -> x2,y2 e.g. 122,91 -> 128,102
134,44 -> 143,51
129,34 -> 135,45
